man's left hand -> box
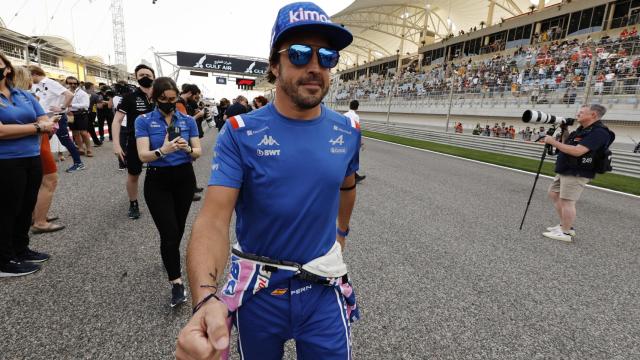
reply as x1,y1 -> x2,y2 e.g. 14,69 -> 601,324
544,135 -> 556,145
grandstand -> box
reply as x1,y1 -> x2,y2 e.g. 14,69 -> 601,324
328,0 -> 640,135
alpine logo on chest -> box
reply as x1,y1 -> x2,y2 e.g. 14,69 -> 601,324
329,135 -> 347,154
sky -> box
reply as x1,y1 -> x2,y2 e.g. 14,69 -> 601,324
1,0 -> 353,99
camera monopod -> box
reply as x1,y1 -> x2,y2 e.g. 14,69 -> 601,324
519,127 -> 557,230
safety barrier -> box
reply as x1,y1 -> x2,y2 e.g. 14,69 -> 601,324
363,121 -> 640,178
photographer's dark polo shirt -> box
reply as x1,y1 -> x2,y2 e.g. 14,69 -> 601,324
555,124 -> 611,179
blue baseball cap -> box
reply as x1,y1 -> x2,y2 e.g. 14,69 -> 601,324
270,2 -> 353,51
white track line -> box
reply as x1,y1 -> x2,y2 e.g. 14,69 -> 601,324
365,137 -> 640,200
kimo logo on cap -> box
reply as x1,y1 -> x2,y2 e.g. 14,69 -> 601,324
289,7 -> 331,23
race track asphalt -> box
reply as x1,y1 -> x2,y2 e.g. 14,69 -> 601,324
2,125 -> 638,360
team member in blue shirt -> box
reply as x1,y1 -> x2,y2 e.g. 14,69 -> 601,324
176,3 -> 360,359
135,77 -> 202,307
0,53 -> 56,277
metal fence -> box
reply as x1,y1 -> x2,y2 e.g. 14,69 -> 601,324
362,121 -> 640,178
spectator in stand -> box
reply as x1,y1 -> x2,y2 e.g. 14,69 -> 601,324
523,126 -> 533,141
595,71 -> 605,95
472,123 -> 482,135
454,122 -> 463,133
483,125 -> 491,136
492,123 -> 500,137
537,126 -> 546,141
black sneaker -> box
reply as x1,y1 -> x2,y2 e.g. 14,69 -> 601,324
170,283 -> 187,308
192,194 -> 202,202
128,202 -> 140,220
0,260 -> 41,277
16,249 -> 50,263
355,173 -> 366,184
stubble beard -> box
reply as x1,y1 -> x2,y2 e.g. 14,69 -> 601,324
279,69 -> 329,110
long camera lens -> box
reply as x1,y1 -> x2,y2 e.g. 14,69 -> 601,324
522,110 -> 574,126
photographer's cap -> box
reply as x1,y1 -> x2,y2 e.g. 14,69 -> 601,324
270,2 -> 353,51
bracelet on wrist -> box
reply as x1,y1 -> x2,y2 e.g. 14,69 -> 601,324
33,123 -> 41,133
192,293 -> 221,315
337,227 -> 349,237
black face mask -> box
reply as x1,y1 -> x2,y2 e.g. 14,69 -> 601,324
0,67 -> 6,82
138,76 -> 153,88
157,101 -> 176,114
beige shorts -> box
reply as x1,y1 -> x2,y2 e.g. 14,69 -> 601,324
548,175 -> 590,201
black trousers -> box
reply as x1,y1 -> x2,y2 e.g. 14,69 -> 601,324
144,163 -> 196,281
98,110 -> 114,141
0,156 -> 42,264
87,112 -> 101,144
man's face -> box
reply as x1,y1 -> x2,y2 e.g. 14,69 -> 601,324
66,79 -> 79,91
136,68 -> 154,81
576,106 -> 596,126
272,33 -> 332,110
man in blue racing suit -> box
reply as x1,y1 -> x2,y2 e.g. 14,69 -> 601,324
176,2 -> 360,360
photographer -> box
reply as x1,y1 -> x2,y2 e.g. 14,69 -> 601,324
135,77 -> 201,307
176,84 -> 205,138
542,104 -> 613,242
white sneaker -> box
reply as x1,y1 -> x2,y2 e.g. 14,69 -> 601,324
542,228 -> 573,242
546,224 -> 576,237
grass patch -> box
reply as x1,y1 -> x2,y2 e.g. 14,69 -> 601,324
363,130 -> 640,196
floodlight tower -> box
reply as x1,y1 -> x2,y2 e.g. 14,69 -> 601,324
111,0 -> 127,78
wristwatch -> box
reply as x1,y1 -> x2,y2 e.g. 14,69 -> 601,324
154,149 -> 164,158
33,123 -> 41,133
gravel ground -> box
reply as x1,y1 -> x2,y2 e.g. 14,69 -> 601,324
1,127 -> 638,360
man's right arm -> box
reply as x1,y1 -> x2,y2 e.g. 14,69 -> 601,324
187,185 -> 238,303
112,111 -> 125,160
176,185 -> 238,360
